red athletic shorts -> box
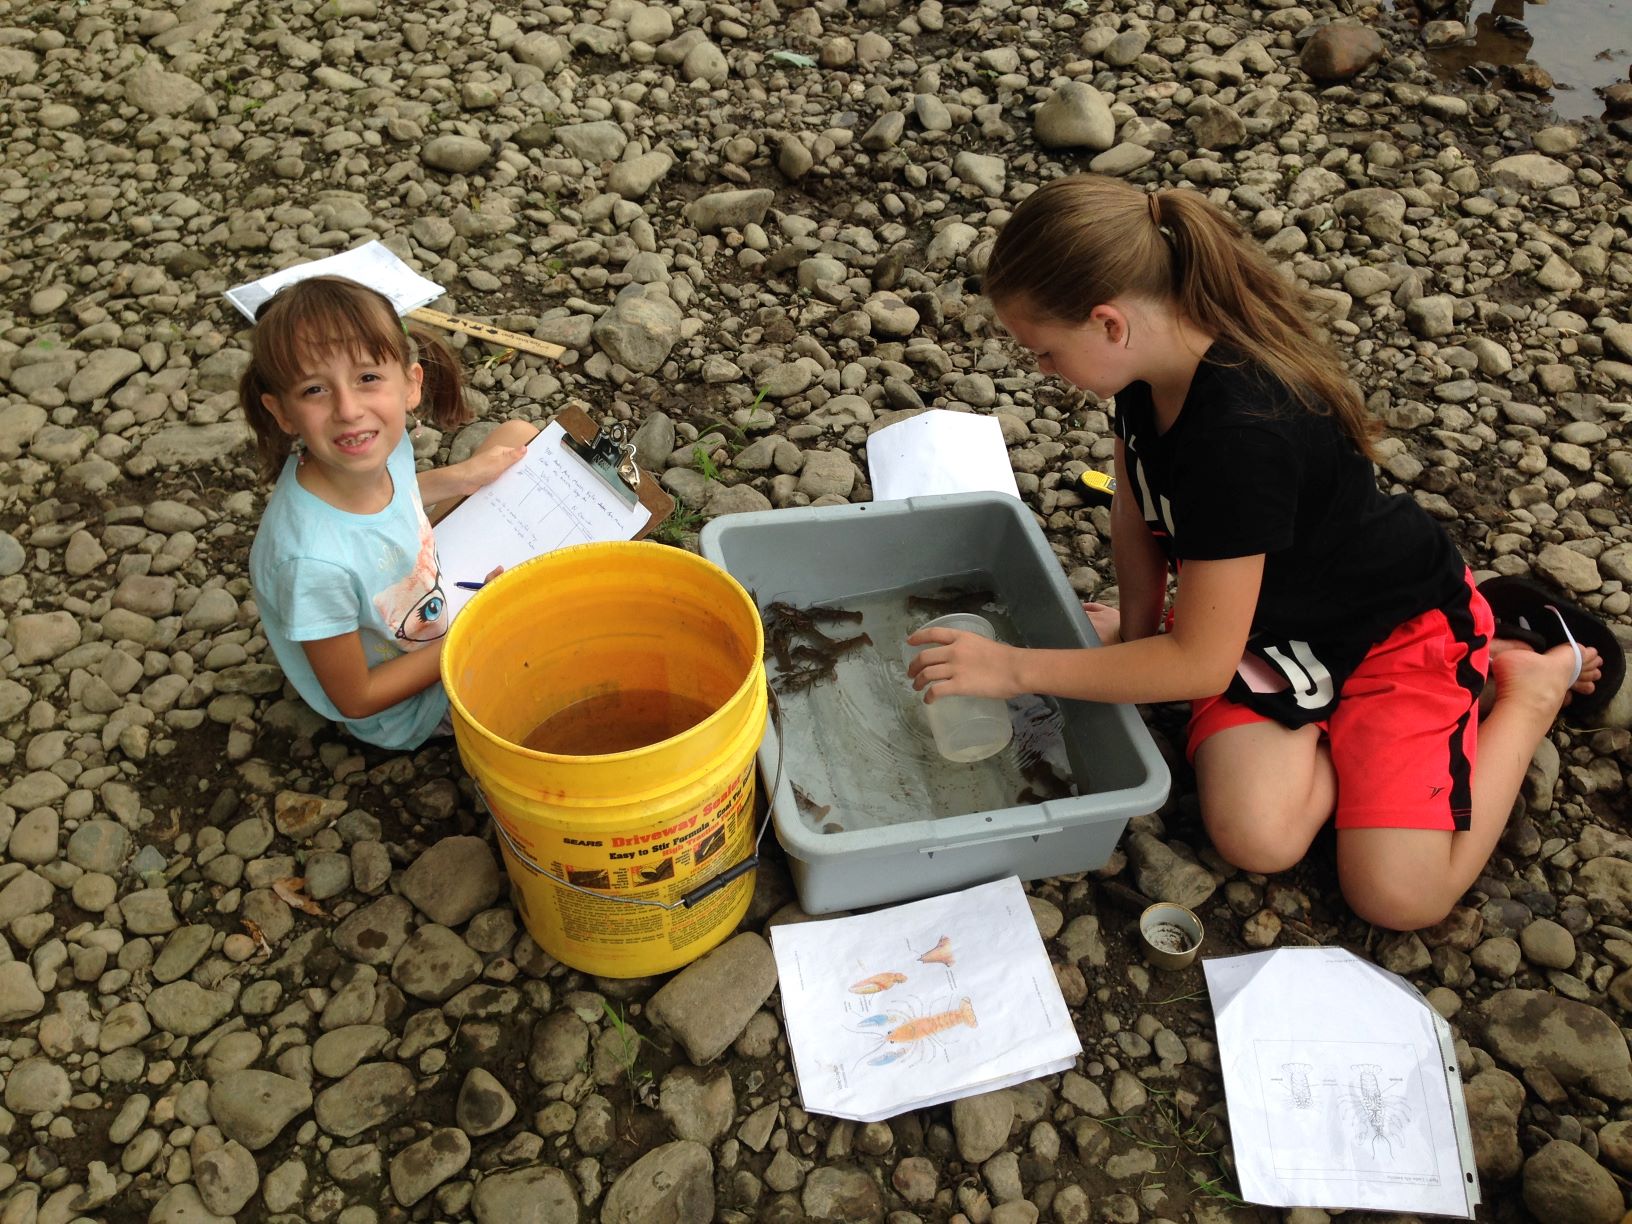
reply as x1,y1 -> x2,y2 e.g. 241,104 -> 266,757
1187,569 -> 1494,832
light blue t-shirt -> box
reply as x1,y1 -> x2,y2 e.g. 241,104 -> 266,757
249,434 -> 449,750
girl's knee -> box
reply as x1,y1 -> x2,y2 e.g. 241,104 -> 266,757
1344,889 -> 1453,933
1339,866 -> 1454,932
486,418 -> 539,448
1201,804 -> 1309,875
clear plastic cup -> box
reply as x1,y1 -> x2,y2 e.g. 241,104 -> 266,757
904,613 -> 1015,764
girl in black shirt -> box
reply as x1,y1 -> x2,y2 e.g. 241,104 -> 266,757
907,174 -> 1604,932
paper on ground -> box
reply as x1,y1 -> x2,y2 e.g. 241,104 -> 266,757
434,421 -> 651,623
1203,948 -> 1479,1218
225,241 -> 445,323
771,877 -> 1080,1123
865,409 -> 1021,503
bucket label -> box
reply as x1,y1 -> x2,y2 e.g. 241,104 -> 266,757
491,761 -> 756,957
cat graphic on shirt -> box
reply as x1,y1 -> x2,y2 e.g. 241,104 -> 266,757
373,517 -> 448,653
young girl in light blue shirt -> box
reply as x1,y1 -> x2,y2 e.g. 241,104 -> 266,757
244,276 -> 535,749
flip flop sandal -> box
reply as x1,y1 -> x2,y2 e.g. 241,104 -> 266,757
1478,575 -> 1627,719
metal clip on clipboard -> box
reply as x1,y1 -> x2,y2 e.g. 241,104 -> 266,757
561,423 -> 642,507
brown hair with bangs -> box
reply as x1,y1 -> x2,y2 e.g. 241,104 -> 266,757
984,174 -> 1378,460
239,275 -> 473,481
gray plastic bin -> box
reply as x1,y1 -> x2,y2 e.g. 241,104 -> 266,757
700,493 -> 1171,914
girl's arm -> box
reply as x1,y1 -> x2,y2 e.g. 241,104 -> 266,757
302,632 -> 446,720
908,553 -> 1263,706
1108,439 -> 1169,642
417,443 -> 527,507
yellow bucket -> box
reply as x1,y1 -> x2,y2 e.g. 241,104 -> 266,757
441,541 -> 766,978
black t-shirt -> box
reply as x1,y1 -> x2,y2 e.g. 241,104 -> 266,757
1113,344 -> 1466,725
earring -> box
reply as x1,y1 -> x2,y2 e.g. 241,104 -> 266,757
291,437 -> 308,467
410,415 -> 423,439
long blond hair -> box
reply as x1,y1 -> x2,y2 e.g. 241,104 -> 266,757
239,276 -> 473,481
984,175 -> 1377,459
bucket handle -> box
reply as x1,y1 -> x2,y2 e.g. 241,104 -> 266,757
485,687 -> 786,912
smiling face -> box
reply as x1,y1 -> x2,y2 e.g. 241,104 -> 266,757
996,299 -> 1140,401
262,340 -> 423,508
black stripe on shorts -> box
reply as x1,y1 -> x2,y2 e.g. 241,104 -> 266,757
1442,583 -> 1488,832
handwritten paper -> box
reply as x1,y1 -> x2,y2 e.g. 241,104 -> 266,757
865,409 -> 1021,503
771,877 -> 1080,1122
225,241 -> 446,322
1204,948 -> 1479,1218
434,422 -> 651,622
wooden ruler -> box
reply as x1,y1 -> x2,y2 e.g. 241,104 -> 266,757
407,307 -> 566,360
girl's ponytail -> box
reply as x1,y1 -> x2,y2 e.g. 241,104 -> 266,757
406,326 -> 473,432
1158,190 -> 1377,459
240,363 -> 294,483
986,175 -> 1377,460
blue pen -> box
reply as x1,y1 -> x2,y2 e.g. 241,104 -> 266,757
455,580 -> 486,592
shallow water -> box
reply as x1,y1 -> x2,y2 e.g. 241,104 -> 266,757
520,689 -> 715,755
1411,0 -> 1630,122
768,578 -> 1083,835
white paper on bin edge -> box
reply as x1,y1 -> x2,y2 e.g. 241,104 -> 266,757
770,877 -> 1080,1123
225,240 -> 445,323
865,410 -> 1022,503
1203,947 -> 1479,1218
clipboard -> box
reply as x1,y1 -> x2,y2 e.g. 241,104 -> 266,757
434,405 -> 676,623
555,402 -> 673,538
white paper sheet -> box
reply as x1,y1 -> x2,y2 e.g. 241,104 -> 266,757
434,422 -> 651,622
865,409 -> 1021,503
225,240 -> 446,322
771,877 -> 1081,1122
1203,948 -> 1479,1218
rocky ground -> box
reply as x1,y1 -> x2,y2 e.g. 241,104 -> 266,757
3,0 -> 1632,1222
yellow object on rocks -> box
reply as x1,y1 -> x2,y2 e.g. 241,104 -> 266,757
443,541 -> 766,978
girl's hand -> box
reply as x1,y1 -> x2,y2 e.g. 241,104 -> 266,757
1082,601 -> 1122,645
905,628 -> 1026,703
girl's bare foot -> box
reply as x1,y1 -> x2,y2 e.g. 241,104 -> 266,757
1486,639 -> 1602,719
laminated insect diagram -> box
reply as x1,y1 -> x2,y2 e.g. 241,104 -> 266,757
844,934 -> 971,1072
768,876 -> 1081,1122
1204,948 -> 1478,1217
1255,1040 -> 1441,1184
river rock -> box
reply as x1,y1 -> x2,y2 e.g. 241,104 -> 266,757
600,1140 -> 713,1223
424,135 -> 493,174
3,1057 -> 71,1114
195,1140 -> 259,1216
124,63 -> 204,115
1522,1139 -> 1623,1224
400,835 -> 503,925
208,1070 -> 312,1150
472,1164 -> 580,1223
648,933 -> 779,1063
1300,25 -> 1384,81
1033,82 -> 1116,150
683,189 -> 773,232
390,1127 -> 471,1206
1481,990 -> 1630,1087
314,1062 -> 416,1137
143,981 -> 232,1035
592,292 -> 683,374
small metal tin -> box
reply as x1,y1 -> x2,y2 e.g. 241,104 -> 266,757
1138,902 -> 1204,970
